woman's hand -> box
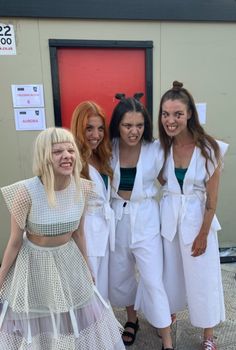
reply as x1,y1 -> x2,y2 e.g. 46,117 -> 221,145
191,232 -> 208,257
89,269 -> 96,284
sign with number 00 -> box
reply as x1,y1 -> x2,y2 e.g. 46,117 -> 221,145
0,23 -> 16,55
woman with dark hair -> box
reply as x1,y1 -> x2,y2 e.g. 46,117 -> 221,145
71,101 -> 114,300
109,94 -> 173,349
158,81 -> 228,350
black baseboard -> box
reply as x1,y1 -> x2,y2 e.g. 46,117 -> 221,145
219,247 -> 236,264
220,256 -> 236,264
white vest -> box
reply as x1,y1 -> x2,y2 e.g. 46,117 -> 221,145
84,165 -> 115,256
160,140 -> 228,244
111,139 -> 164,243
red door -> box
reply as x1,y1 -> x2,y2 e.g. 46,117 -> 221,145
49,40 -> 153,128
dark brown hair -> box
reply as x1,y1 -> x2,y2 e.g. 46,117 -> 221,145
109,93 -> 153,142
158,81 -> 220,174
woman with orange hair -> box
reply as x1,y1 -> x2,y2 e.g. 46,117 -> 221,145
71,101 -> 114,301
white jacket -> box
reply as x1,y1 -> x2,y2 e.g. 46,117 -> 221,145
160,140 -> 228,244
84,165 -> 115,256
111,139 -> 164,244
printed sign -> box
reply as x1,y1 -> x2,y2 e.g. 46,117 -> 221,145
196,103 -> 206,125
11,84 -> 44,107
14,108 -> 46,131
0,23 -> 16,55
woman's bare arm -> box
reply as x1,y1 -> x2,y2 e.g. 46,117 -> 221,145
0,216 -> 24,289
72,215 -> 89,264
72,215 -> 95,281
191,166 -> 220,257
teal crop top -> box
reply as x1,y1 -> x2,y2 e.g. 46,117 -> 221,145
119,167 -> 136,191
175,168 -> 187,191
100,173 -> 108,190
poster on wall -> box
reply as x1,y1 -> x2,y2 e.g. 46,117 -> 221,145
14,108 -> 46,131
11,84 -> 44,108
196,102 -> 206,124
0,23 -> 16,55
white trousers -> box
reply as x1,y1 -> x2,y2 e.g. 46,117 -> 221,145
109,213 -> 171,328
88,243 -> 109,301
163,229 -> 225,328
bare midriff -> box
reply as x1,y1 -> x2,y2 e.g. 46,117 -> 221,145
118,190 -> 132,201
26,231 -> 74,247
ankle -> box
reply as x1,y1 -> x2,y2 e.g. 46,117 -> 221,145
159,326 -> 172,347
162,346 -> 174,350
203,327 -> 214,340
127,316 -> 138,324
204,336 -> 214,341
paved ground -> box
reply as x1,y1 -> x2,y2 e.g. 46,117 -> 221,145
114,264 -> 236,350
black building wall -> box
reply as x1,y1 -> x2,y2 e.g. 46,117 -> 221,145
0,0 -> 236,22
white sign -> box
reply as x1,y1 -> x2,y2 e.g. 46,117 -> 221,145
14,108 -> 46,131
196,102 -> 206,125
0,23 -> 16,55
11,84 -> 45,108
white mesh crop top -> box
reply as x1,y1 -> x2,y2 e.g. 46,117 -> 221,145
1,176 -> 96,236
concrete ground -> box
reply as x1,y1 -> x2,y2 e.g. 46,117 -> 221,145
114,263 -> 236,350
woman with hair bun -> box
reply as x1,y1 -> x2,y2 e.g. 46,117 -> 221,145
71,101 -> 114,301
158,81 -> 228,350
0,127 -> 124,350
109,94 -> 173,349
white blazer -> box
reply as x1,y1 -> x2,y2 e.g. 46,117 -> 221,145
84,165 -> 115,256
160,140 -> 229,244
111,139 -> 164,244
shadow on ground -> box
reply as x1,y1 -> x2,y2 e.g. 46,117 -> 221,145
114,268 -> 236,350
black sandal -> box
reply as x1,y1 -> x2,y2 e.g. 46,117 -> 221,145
122,318 -> 139,346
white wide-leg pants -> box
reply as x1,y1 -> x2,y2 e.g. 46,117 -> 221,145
163,229 -> 225,328
88,243 -> 109,301
109,212 -> 171,328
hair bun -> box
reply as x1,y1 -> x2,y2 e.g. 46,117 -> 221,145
172,81 -> 183,91
133,92 -> 144,101
115,93 -> 126,100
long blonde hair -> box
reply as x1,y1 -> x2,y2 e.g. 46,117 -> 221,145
33,127 -> 82,206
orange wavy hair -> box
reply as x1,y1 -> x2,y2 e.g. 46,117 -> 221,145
71,101 -> 113,180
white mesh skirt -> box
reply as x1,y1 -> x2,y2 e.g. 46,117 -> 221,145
0,237 -> 124,350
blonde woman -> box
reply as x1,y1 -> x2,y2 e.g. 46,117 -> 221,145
0,127 -> 124,350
